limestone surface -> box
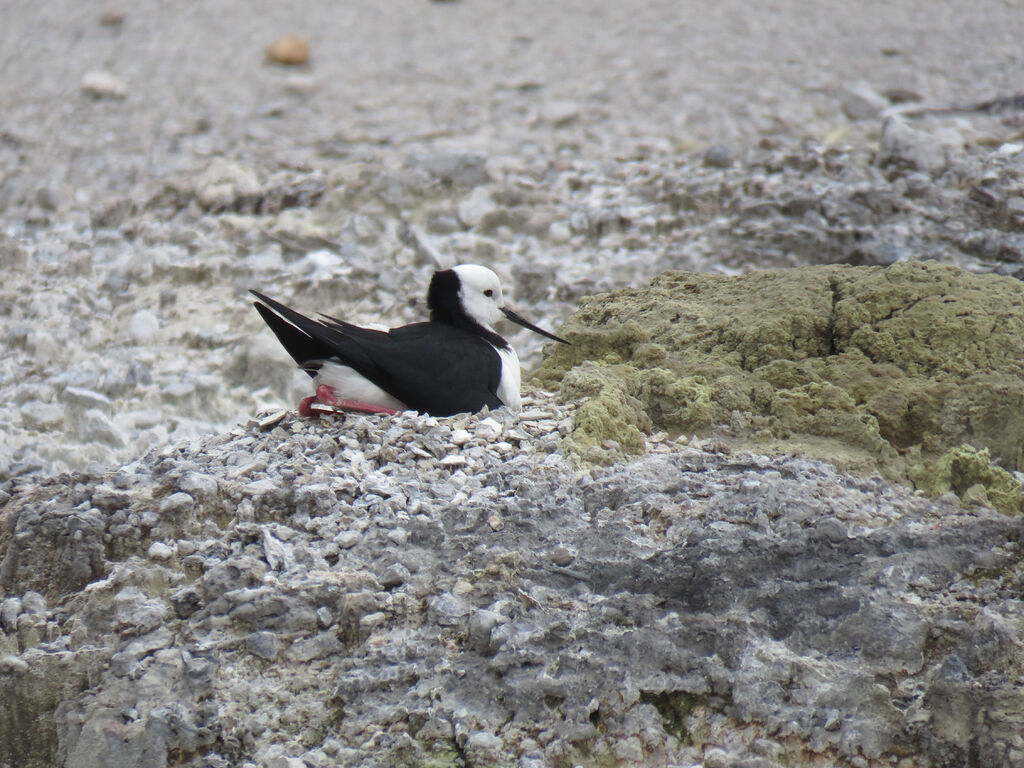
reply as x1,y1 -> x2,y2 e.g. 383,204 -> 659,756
2,402 -> 1023,768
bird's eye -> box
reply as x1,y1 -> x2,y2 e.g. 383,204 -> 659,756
484,289 -> 494,298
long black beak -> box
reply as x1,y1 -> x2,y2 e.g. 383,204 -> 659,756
500,306 -> 570,344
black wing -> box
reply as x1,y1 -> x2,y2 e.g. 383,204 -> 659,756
250,291 -> 505,416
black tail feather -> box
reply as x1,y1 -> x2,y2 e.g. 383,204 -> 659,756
251,293 -> 330,375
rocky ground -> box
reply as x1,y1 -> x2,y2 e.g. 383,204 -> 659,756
2,1 -> 1024,767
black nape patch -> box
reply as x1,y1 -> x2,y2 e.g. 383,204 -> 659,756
427,269 -> 509,349
427,269 -> 460,323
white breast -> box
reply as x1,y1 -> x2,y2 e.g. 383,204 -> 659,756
495,345 -> 522,411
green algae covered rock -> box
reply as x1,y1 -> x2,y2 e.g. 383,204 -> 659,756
534,261 -> 1024,513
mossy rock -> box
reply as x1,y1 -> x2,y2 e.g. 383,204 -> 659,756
534,261 -> 1024,513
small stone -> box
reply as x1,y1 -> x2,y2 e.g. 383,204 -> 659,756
440,455 -> 468,468
475,417 -> 502,441
551,546 -> 574,566
246,631 -> 280,660
451,428 -> 472,446
80,70 -> 127,99
128,309 -> 161,343
419,152 -> 488,188
703,144 -> 734,168
457,187 -> 497,228
879,116 -> 964,174
0,656 -> 29,675
99,8 -> 125,26
63,386 -> 113,410
257,410 -> 288,429
487,514 -> 504,531
147,541 -> 175,560
548,221 -> 571,243
380,563 -> 411,588
539,100 -> 581,126
196,158 -> 262,212
359,612 -> 387,630
703,747 -> 730,768
1007,197 -> 1024,219
265,35 -> 311,66
841,79 -> 890,120
0,598 -> 22,633
78,408 -> 127,448
20,401 -> 66,430
21,592 -> 46,617
335,531 -> 360,549
316,607 -> 333,628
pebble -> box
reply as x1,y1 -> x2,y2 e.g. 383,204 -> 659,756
335,531 -> 360,549
0,656 -> 29,675
246,631 -> 280,661
63,386 -> 113,410
457,187 -> 497,228
703,144 -> 734,168
79,408 -> 127,447
128,310 -> 161,343
20,401 -> 66,430
147,541 -> 175,560
80,70 -> 127,99
551,546 -> 575,566
840,79 -> 890,120
475,417 -> 502,441
265,35 -> 311,66
99,8 -> 125,27
0,598 -> 22,633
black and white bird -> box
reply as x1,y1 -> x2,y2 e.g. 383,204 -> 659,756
250,264 -> 569,417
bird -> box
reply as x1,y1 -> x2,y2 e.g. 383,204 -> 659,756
250,264 -> 569,418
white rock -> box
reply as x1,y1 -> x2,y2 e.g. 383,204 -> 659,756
549,221 -> 572,243
475,417 -> 503,441
451,428 -> 472,446
840,80 -> 889,121
80,70 -> 127,99
440,455 -> 468,468
78,408 -> 127,447
147,541 -> 175,560
540,99 -> 581,126
63,386 -> 113,410
0,656 -> 28,675
335,531 -> 360,549
457,187 -> 497,228
128,309 -> 161,343
879,116 -> 965,174
21,401 -> 66,430
196,157 -> 262,210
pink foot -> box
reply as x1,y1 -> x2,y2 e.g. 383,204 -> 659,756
334,399 -> 400,415
298,384 -> 399,417
316,384 -> 338,406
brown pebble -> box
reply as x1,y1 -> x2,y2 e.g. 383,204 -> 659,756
99,8 -> 125,27
265,35 -> 311,66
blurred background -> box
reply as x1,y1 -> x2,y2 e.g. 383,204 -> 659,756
1,0 -> 1023,479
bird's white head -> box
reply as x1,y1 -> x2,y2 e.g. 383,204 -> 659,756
429,263 -> 569,346
452,264 -> 506,330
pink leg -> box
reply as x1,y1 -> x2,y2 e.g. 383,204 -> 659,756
334,399 -> 400,415
299,384 -> 399,417
298,395 -> 317,418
